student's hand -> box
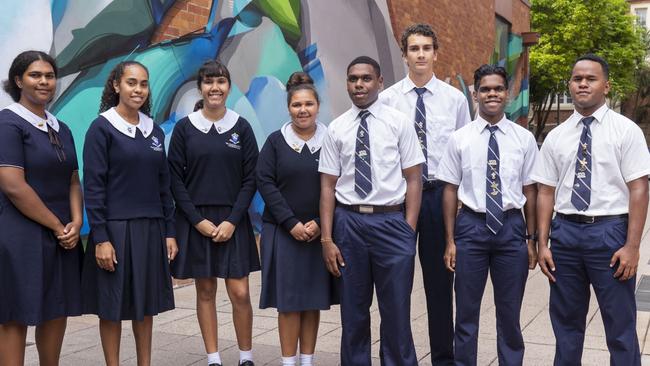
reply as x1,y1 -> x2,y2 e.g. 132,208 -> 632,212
96,241 -> 117,272
443,242 -> 456,272
57,221 -> 81,249
195,219 -> 218,239
304,220 -> 321,242
611,244 -> 640,281
166,237 -> 178,262
322,240 -> 345,277
527,240 -> 538,270
290,222 -> 310,241
537,245 -> 556,282
213,220 -> 235,242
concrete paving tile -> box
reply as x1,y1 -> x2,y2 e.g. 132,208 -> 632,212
155,315 -> 203,336
122,348 -> 204,366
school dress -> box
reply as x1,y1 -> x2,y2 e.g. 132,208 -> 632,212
81,107 -> 175,322
0,103 -> 83,326
168,109 -> 260,279
257,123 -> 338,312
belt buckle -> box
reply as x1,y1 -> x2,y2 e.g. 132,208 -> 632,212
359,205 -> 374,214
585,216 -> 595,224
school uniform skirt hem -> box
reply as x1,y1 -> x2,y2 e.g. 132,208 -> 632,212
81,218 -> 175,322
171,206 -> 260,279
0,209 -> 83,326
258,222 -> 339,312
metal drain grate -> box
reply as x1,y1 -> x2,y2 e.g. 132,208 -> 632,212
635,275 -> 650,311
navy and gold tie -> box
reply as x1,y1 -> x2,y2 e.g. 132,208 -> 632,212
486,125 -> 503,234
355,110 -> 372,198
571,116 -> 594,211
414,87 -> 428,181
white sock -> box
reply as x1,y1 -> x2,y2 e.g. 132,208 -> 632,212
207,351 -> 221,365
239,349 -> 254,363
281,355 -> 297,365
299,353 -> 314,366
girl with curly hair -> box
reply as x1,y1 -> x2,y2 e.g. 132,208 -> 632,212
81,60 -> 178,366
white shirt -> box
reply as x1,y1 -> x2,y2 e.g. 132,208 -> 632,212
101,107 -> 153,138
380,74 -> 471,179
188,108 -> 239,134
280,121 -> 326,153
318,101 -> 425,205
5,102 -> 60,132
436,115 -> 538,212
531,104 -> 650,215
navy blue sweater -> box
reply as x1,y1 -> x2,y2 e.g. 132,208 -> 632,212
256,130 -> 321,232
83,116 -> 175,245
167,116 -> 258,226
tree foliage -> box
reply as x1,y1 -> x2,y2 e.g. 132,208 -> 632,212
529,0 -> 645,139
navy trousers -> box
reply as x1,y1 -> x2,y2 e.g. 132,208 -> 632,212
418,185 -> 454,365
549,216 -> 640,366
333,207 -> 417,366
454,208 -> 529,366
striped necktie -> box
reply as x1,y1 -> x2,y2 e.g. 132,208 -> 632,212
414,87 -> 428,181
486,125 -> 503,234
355,110 -> 372,198
571,116 -> 594,211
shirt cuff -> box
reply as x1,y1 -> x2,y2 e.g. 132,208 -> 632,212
91,225 -> 109,245
318,167 -> 340,176
281,217 -> 300,232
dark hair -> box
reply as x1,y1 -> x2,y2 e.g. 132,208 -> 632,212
194,60 -> 231,111
473,64 -> 509,91
285,71 -> 319,106
400,23 -> 439,53
98,61 -> 152,116
573,53 -> 609,80
347,56 -> 381,78
3,50 -> 58,102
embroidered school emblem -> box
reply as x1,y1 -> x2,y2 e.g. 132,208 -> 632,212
226,132 -> 242,150
150,136 -> 163,152
230,133 -> 240,144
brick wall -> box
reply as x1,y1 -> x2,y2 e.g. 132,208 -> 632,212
387,0 -> 531,89
151,0 -> 211,44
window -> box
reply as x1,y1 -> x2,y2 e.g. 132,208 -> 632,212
635,8 -> 647,28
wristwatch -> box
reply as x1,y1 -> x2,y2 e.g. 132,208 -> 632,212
525,233 -> 538,241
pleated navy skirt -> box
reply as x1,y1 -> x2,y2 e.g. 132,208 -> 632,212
171,205 -> 260,279
0,205 -> 83,325
81,218 -> 175,321
259,222 -> 339,312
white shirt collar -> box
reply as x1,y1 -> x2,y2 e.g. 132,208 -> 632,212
188,108 -> 240,134
101,107 -> 153,138
476,114 -> 511,135
570,103 -> 610,128
281,121 -> 327,154
5,102 -> 59,132
350,99 -> 383,120
400,74 -> 438,95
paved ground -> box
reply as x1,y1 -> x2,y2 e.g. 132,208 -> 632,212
23,214 -> 650,365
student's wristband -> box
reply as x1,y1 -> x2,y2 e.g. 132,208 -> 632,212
525,233 -> 538,241
320,237 -> 334,244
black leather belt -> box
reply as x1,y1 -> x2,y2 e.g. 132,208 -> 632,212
336,202 -> 404,214
423,180 -> 445,191
460,206 -> 521,219
556,213 -> 628,224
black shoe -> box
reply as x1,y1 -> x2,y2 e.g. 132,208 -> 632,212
239,361 -> 255,366
208,364 -> 222,366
